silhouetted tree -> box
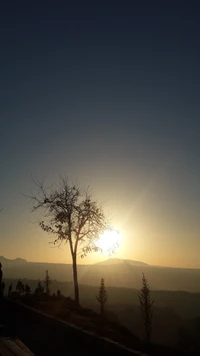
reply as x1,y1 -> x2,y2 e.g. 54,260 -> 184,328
35,280 -> 44,296
0,263 -> 2,285
0,263 -> 3,298
96,278 -> 108,316
44,270 -> 51,295
30,178 -> 109,305
16,279 -> 25,295
1,281 -> 5,297
8,283 -> 12,296
25,284 -> 31,295
138,273 -> 154,344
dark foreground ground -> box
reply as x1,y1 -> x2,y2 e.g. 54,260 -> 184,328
0,298 -> 146,356
0,297 -> 188,356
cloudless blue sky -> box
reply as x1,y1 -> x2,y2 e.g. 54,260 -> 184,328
1,1 -> 200,266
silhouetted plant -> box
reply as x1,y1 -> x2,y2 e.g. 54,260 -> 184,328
30,178 -> 109,305
44,270 -> 51,295
8,283 -> 12,296
25,284 -> 31,295
35,280 -> 44,296
16,279 -> 25,295
138,273 -> 154,344
96,278 -> 108,316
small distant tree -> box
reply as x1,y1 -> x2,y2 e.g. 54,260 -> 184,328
25,284 -> 31,295
96,278 -> 108,316
16,279 -> 25,295
35,280 -> 44,296
57,289 -> 61,297
44,270 -> 51,295
138,273 -> 154,344
8,283 -> 12,296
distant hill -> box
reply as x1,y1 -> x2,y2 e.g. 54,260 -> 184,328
95,258 -> 148,267
1,255 -> 200,292
0,256 -> 27,266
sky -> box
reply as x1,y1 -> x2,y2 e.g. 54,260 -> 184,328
1,1 -> 200,267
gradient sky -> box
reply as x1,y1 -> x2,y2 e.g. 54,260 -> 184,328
1,1 -> 200,267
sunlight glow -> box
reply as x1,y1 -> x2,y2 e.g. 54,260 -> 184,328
96,229 -> 122,254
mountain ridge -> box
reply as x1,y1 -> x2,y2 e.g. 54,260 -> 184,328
1,255 -> 200,292
0,256 -> 27,264
95,258 -> 148,267
1,255 -> 200,270
0,256 -> 149,267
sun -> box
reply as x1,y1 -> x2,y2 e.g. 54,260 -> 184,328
96,229 -> 122,254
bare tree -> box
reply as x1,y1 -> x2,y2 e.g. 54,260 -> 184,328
96,278 -> 108,316
44,270 -> 51,295
138,273 -> 154,344
30,178 -> 109,305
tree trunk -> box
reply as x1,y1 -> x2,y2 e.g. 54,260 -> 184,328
72,256 -> 80,306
